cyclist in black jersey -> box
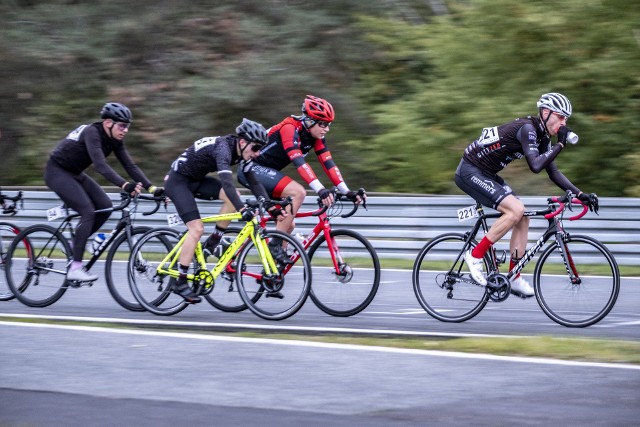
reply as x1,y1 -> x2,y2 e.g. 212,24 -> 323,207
44,102 -> 164,283
163,118 -> 274,303
454,92 -> 599,297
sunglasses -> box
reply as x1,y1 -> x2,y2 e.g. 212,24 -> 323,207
316,121 -> 331,128
248,142 -> 264,152
114,121 -> 131,130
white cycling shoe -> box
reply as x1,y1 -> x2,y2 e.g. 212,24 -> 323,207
464,250 -> 487,286
66,267 -> 98,282
510,276 -> 534,297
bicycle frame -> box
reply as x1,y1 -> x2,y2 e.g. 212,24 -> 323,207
461,197 -> 588,284
155,211 -> 279,286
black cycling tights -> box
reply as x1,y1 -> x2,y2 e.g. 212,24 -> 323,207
44,159 -> 112,262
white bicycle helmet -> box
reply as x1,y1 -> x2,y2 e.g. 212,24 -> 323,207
536,92 -> 572,118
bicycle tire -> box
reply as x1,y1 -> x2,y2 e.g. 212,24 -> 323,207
235,230 -> 311,320
534,234 -> 620,327
204,226 -> 261,312
128,227 -> 188,316
6,224 -> 71,307
413,233 -> 489,322
104,226 -> 151,311
0,221 -> 24,301
307,229 -> 380,317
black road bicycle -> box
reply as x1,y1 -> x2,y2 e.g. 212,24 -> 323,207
412,192 -> 620,327
5,192 -> 165,309
0,191 -> 30,301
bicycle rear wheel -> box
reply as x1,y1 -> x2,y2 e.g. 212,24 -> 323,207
534,234 -> 620,327
413,233 -> 489,322
236,230 -> 311,320
128,228 -> 188,316
204,226 -> 260,312
308,229 -> 380,316
105,226 -> 150,311
6,224 -> 70,307
0,222 -> 24,301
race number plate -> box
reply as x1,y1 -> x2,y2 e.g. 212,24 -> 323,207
47,205 -> 66,221
166,213 -> 184,227
457,205 -> 478,222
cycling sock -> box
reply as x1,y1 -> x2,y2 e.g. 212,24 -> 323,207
206,226 -> 226,246
472,236 -> 494,259
509,256 -> 522,280
70,261 -> 83,270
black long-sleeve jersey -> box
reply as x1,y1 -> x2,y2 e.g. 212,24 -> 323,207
462,116 -> 580,194
170,134 -> 268,210
49,122 -> 152,189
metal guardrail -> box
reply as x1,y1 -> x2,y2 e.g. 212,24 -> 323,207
3,189 -> 639,265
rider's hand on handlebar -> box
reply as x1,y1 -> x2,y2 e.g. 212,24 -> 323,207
148,185 -> 165,198
240,206 -> 255,222
318,188 -> 334,207
577,192 -> 599,214
345,189 -> 366,205
122,182 -> 142,195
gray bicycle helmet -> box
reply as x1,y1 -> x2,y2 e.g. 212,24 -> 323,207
536,92 -> 572,118
236,118 -> 268,145
100,102 -> 133,123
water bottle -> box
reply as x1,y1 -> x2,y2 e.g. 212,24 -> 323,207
566,131 -> 579,144
92,233 -> 106,253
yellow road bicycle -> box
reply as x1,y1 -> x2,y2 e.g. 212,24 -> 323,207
127,198 -> 312,320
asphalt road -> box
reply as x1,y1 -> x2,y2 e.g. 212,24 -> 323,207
1,266 -> 639,425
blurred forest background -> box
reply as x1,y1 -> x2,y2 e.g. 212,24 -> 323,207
1,0 -> 639,196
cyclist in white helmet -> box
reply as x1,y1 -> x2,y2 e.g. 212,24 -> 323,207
454,92 -> 599,297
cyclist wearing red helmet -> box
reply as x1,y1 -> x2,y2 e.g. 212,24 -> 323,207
238,95 -> 364,260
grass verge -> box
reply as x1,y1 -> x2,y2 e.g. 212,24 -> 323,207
4,317 -> 639,365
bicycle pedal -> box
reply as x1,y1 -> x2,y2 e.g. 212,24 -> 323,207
265,291 -> 284,299
509,290 -> 533,299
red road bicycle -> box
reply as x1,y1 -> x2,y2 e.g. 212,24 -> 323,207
207,189 -> 381,317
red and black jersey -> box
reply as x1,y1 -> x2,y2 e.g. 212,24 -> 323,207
255,116 -> 345,188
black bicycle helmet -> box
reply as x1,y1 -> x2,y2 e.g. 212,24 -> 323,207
236,118 -> 268,145
100,102 -> 133,123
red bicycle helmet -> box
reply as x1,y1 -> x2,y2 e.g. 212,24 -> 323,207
301,95 -> 335,122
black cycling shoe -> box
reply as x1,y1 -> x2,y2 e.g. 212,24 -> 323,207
173,281 -> 202,304
203,235 -> 221,260
268,243 -> 294,265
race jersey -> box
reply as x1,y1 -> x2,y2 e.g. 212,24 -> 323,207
171,134 -> 267,210
49,121 -> 151,189
255,116 -> 347,193
462,116 -> 580,193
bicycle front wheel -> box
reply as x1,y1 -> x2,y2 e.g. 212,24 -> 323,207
0,222 -> 24,301
128,227 -> 188,316
534,234 -> 620,327
413,233 -> 489,322
105,226 -> 150,311
236,230 -> 311,320
308,229 -> 380,316
6,224 -> 70,307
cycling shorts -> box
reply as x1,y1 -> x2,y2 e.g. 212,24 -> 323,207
237,164 -> 293,198
164,170 -> 222,223
454,159 -> 516,210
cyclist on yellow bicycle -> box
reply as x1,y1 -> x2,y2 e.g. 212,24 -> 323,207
44,102 -> 164,283
454,92 -> 599,296
164,118 -> 276,303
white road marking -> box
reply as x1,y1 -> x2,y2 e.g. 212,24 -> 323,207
1,320 -> 638,371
